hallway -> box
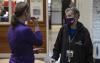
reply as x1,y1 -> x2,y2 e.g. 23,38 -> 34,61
0,59 -> 45,63
0,25 -> 61,63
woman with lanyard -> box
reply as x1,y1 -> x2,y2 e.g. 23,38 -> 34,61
51,7 -> 94,63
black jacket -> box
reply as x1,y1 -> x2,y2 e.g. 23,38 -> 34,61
52,22 -> 94,63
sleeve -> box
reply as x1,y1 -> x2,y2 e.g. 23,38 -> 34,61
52,27 -> 63,61
22,27 -> 42,46
84,29 -> 94,63
33,31 -> 42,46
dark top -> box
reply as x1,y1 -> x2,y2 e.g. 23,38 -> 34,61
52,22 -> 94,63
8,22 -> 42,63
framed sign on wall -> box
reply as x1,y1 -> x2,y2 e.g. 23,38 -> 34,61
30,0 -> 43,21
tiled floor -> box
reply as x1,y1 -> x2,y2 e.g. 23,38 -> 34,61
0,59 -> 45,63
48,25 -> 61,56
0,25 -> 61,63
47,25 -> 61,63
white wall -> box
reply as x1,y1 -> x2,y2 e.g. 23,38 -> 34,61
76,0 -> 93,34
92,0 -> 100,59
16,0 -> 26,3
76,0 -> 100,59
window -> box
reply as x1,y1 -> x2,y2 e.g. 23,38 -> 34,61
0,0 -> 15,24
0,0 -> 27,24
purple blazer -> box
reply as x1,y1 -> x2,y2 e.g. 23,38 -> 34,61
8,23 -> 42,63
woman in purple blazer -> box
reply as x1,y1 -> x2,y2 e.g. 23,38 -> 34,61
7,2 -> 42,63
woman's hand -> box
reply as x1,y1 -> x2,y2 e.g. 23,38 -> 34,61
31,17 -> 39,26
31,17 -> 40,32
33,48 -> 44,54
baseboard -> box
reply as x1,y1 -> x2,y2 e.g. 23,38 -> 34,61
0,53 -> 47,59
95,59 -> 100,63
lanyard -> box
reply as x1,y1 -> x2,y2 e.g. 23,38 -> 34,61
67,32 -> 78,63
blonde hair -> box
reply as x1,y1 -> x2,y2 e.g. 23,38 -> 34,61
65,7 -> 80,18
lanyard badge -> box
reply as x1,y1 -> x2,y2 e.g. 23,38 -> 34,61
66,50 -> 74,62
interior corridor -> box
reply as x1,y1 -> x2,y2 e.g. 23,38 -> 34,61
0,25 -> 61,63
